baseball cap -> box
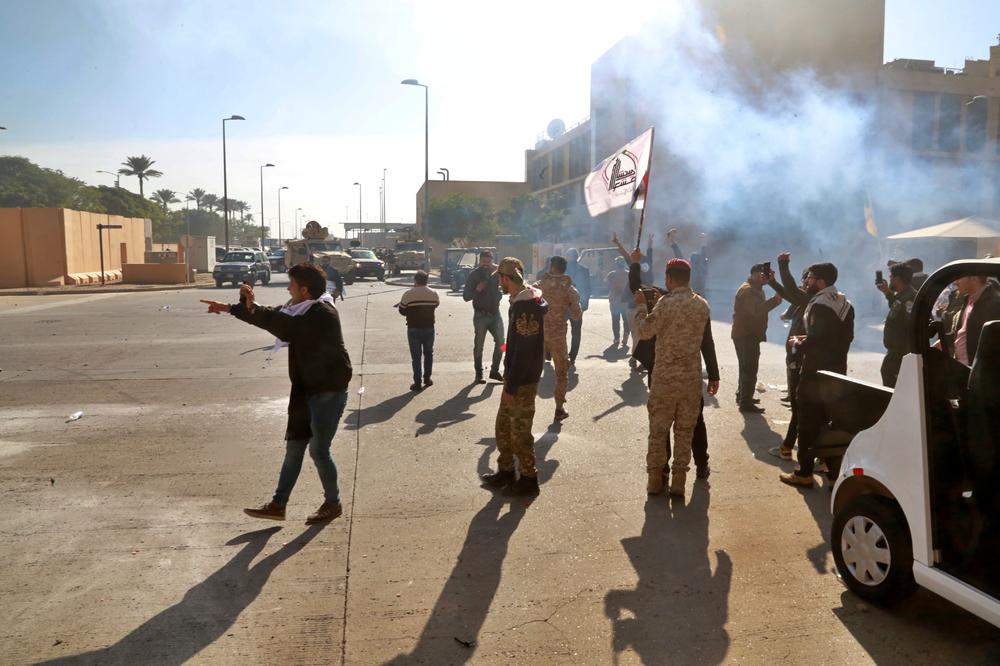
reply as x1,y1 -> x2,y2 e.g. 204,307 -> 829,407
493,257 -> 524,284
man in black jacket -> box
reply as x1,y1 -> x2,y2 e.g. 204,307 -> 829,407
564,248 -> 592,366
481,257 -> 549,496
463,250 -> 505,384
938,275 -> 1000,367
877,263 -> 917,387
201,263 -> 353,523
767,254 -> 810,459
780,262 -> 855,487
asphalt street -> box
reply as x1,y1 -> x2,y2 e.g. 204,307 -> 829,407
1,274 -> 998,664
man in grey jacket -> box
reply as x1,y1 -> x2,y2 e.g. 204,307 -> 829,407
463,250 -> 505,384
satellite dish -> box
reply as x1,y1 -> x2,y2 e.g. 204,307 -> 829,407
546,118 -> 566,140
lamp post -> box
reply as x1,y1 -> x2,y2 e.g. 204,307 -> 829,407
96,170 -> 120,187
439,167 -> 450,180
353,181 -> 362,246
382,167 -> 387,240
295,207 -> 303,239
401,79 -> 429,247
277,186 -> 289,244
222,114 -> 245,251
259,163 -> 274,249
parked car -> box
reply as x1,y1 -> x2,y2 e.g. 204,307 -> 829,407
349,248 -> 385,280
212,250 -> 272,287
267,249 -> 286,273
448,251 -> 480,292
821,258 -> 1000,628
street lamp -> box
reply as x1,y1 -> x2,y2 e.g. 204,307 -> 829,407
96,170 -> 120,188
401,78 -> 429,247
222,114 -> 245,251
353,182 -> 362,246
439,167 -> 450,180
259,163 -> 274,249
295,207 -> 303,239
277,186 -> 289,244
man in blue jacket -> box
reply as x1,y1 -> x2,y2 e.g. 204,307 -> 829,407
480,257 -> 549,496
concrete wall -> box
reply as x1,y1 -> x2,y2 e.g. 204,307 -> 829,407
0,208 -> 147,288
122,263 -> 188,284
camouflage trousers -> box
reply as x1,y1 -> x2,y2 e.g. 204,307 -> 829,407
495,383 -> 538,477
646,377 -> 702,473
544,330 -> 569,405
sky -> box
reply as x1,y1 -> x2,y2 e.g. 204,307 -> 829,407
1,0 -> 999,238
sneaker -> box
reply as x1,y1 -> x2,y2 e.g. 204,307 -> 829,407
410,382 -> 422,391
696,465 -> 711,480
769,446 -> 793,460
480,470 -> 515,488
505,475 -> 540,496
554,407 -> 569,421
739,404 -> 765,414
305,501 -> 343,524
488,370 -> 504,382
779,471 -> 814,487
243,502 -> 286,521
814,459 -> 829,474
424,378 -> 434,387
474,373 -> 486,385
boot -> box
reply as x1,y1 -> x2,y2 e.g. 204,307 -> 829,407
480,469 -> 515,488
505,475 -> 539,496
647,470 -> 665,495
669,470 -> 687,497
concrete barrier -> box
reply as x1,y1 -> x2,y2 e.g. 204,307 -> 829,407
123,263 -> 188,285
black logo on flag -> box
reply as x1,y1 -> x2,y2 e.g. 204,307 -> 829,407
604,150 -> 638,192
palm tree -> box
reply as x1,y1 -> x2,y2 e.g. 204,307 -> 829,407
186,187 -> 207,210
118,155 -> 163,197
150,189 -> 180,211
202,194 -> 220,213
232,200 -> 249,222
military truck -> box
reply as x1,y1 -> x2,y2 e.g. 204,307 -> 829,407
285,220 -> 356,284
386,236 -> 428,276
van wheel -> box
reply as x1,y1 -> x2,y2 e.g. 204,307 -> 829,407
832,495 -> 916,606
215,279 -> 224,288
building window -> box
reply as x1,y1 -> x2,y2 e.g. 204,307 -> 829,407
530,156 -> 549,191
965,96 -> 989,153
912,92 -> 935,152
552,148 -> 567,186
938,94 -> 962,152
569,134 -> 590,179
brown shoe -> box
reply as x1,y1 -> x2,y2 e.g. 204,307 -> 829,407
779,471 -> 814,487
243,502 -> 286,521
647,470 -> 665,495
306,501 -> 343,524
669,470 -> 687,497
554,407 -> 569,421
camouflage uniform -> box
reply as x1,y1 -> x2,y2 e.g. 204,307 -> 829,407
495,382 -> 539,476
635,286 -> 710,474
534,273 -> 582,406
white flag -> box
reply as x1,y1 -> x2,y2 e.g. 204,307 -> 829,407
584,127 -> 654,217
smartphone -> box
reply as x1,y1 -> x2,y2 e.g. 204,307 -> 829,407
875,270 -> 883,284
763,261 -> 772,273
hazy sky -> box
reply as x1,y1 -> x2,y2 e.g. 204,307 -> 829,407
1,0 -> 998,237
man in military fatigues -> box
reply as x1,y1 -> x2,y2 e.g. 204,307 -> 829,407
635,258 -> 711,498
481,258 -> 549,496
534,256 -> 582,421
877,262 -> 917,387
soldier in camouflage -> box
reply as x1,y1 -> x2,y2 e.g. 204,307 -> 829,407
877,262 -> 917,387
534,256 -> 582,421
634,258 -> 711,498
481,257 -> 549,496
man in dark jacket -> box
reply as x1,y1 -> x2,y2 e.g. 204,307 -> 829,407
766,255 -> 810,459
877,263 -> 917,387
564,248 -> 591,366
463,250 -> 505,384
481,257 -> 548,496
398,270 -> 440,391
321,257 -> 345,301
938,275 -> 1000,366
732,264 -> 783,413
201,263 -> 353,523
780,262 -> 855,487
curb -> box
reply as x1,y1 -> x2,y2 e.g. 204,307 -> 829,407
0,283 -> 206,297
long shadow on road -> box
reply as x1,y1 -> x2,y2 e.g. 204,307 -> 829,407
40,524 -> 325,666
414,384 -> 497,437
605,485 -> 732,665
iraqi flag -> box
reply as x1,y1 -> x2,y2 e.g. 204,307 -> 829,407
584,127 -> 654,217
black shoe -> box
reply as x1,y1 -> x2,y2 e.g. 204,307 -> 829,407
696,465 -> 711,480
475,373 -> 486,385
505,475 -> 539,496
424,378 -> 433,387
751,398 -> 761,404
480,470 -> 516,488
488,370 -> 504,382
739,403 -> 765,414
410,382 -> 422,391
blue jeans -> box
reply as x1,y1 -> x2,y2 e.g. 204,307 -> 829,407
473,311 -> 504,375
407,327 -> 435,383
610,301 -> 631,341
273,391 -> 347,505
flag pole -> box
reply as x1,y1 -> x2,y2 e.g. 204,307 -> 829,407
634,127 -> 655,252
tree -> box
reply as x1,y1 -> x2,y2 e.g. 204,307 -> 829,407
118,155 -> 163,198
202,194 -> 220,213
426,194 -> 496,244
150,188 -> 179,211
496,192 -> 568,242
186,188 -> 207,210
0,156 -> 103,210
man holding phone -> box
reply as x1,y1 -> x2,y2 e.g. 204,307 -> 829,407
731,262 -> 782,413
877,263 -> 916,387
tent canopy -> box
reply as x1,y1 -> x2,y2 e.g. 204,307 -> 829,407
887,216 -> 1000,240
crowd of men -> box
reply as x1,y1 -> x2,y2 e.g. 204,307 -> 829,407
201,235 -> 999,518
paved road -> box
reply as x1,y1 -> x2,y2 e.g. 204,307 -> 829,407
1,275 -> 997,664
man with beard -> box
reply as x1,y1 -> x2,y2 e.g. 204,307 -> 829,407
877,262 -> 917,387
535,256 -> 582,421
732,264 -> 782,413
766,255 -> 810,460
780,262 -> 855,488
463,250 -> 504,384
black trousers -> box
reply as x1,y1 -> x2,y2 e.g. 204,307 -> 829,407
782,365 -> 800,450
880,351 -> 903,388
795,377 -> 828,477
733,336 -> 761,405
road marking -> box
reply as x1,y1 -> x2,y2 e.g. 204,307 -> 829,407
0,293 -> 123,316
